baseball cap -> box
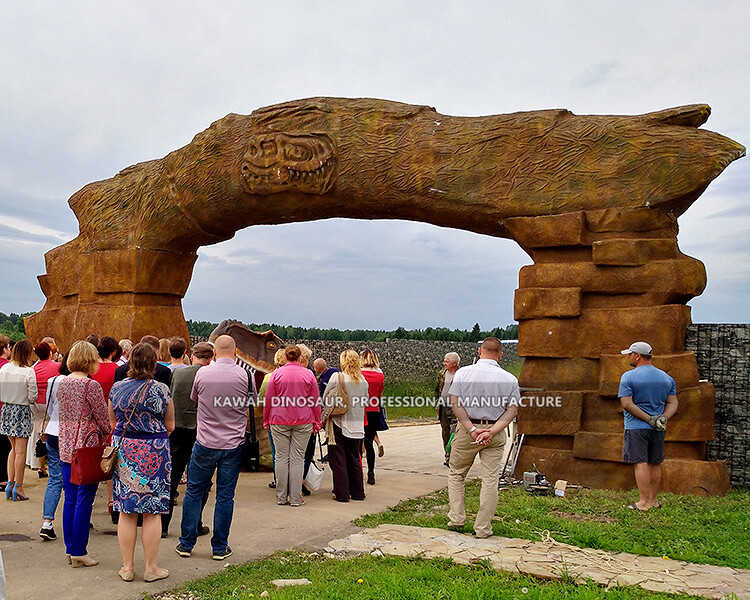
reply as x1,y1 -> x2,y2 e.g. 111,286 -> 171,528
620,341 -> 653,356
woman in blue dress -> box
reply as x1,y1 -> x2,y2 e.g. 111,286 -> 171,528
108,342 -> 174,583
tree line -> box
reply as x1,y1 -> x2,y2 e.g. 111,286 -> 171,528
187,319 -> 518,342
0,312 -> 33,341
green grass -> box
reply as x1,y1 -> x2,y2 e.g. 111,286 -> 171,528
383,377 -> 436,421
174,552 -> 699,600
354,483 -> 750,569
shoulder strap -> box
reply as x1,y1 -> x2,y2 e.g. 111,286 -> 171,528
120,381 -> 151,439
73,379 -> 91,448
40,375 -> 59,431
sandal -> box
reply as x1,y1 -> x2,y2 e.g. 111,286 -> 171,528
627,502 -> 648,512
118,566 -> 135,582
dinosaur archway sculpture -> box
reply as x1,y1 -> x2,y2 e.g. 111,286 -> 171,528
25,98 -> 745,494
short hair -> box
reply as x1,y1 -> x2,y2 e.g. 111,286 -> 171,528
339,349 -> 364,381
191,342 -> 214,360
34,341 -> 52,361
113,344 -> 123,362
67,341 -> 99,374
140,335 -> 160,351
85,334 -> 100,348
273,348 -> 288,367
284,344 -> 301,362
119,339 -> 133,353
480,337 -> 502,354
360,348 -> 379,369
11,339 -> 34,367
98,336 -> 119,359
127,343 -> 157,380
169,337 -> 188,359
444,352 -> 460,365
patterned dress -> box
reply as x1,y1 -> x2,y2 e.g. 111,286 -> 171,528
110,378 -> 172,514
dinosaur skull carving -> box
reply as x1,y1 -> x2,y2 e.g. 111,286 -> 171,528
241,132 -> 337,195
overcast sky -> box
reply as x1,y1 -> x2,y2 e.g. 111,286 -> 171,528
1,1 -> 748,330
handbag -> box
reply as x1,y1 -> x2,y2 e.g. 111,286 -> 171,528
101,381 -> 151,477
303,460 -> 324,491
70,380 -> 110,485
322,373 -> 351,446
34,375 -> 59,458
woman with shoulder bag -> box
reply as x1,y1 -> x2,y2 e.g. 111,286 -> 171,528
109,342 -> 174,583
322,349 -> 368,503
38,352 -> 71,541
56,341 -> 111,567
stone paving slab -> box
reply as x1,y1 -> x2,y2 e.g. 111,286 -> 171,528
326,524 -> 750,599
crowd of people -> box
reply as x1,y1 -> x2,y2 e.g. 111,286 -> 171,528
0,331 -> 676,579
0,331 -> 390,582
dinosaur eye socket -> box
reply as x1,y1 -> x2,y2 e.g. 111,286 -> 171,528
267,342 -> 276,348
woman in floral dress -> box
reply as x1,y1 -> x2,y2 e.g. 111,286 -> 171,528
109,342 -> 174,583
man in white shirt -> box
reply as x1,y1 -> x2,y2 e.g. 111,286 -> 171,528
447,337 -> 519,538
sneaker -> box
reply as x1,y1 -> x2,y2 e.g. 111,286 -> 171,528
175,543 -> 192,558
40,527 -> 57,541
367,472 -> 375,485
197,524 -> 210,537
161,530 -> 168,539
212,546 -> 233,560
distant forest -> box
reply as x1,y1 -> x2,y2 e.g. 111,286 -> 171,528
0,312 -> 32,341
1,312 -> 518,343
187,319 -> 519,342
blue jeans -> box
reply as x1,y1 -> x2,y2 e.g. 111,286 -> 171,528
61,462 -> 98,556
179,441 -> 243,553
42,435 -> 63,521
268,430 -> 276,481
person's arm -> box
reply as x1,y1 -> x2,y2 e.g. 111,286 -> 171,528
90,383 -> 112,436
107,399 -> 117,431
164,397 -> 175,434
619,396 -> 652,423
450,395 -> 480,442
476,381 -> 521,444
26,368 -> 38,408
663,394 -> 678,420
263,375 -> 276,429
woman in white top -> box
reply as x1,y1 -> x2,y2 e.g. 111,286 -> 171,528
323,349 -> 368,502
0,340 -> 38,501
39,355 -> 69,540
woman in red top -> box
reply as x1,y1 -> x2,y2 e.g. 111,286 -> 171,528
28,342 -> 61,474
360,349 -> 388,486
91,336 -> 119,402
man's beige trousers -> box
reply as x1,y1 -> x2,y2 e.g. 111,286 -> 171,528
447,425 -> 506,538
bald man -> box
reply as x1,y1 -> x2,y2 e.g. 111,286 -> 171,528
176,334 -> 250,561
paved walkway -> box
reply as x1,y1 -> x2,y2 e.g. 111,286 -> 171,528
327,524 -> 750,599
0,423 -> 454,600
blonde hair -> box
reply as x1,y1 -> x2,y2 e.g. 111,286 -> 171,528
158,338 -> 171,362
273,348 -> 288,368
67,341 -> 100,374
339,349 -> 364,382
297,344 -> 312,364
360,348 -> 379,369
41,336 -> 57,353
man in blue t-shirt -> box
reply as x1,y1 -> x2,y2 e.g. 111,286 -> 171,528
618,341 -> 678,512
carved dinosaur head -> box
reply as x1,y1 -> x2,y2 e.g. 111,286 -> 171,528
240,132 -> 337,195
209,319 -> 284,373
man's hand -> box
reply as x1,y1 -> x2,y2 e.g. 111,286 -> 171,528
476,430 -> 493,446
648,414 -> 667,431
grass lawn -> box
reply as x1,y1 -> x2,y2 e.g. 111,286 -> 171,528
170,552 -> 699,600
354,483 -> 750,570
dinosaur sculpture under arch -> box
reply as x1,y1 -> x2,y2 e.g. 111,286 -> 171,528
25,97 -> 745,494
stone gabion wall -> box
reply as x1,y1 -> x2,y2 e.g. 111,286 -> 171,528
685,324 -> 750,488
190,336 -> 519,381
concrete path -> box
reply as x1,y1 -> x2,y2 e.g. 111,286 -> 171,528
327,524 -> 750,599
0,423 -> 456,600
